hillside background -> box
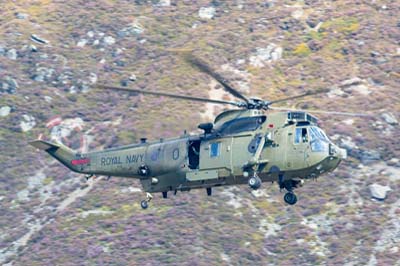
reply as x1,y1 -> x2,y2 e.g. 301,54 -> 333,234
0,0 -> 399,265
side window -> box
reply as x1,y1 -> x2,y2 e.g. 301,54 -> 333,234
295,128 -> 302,144
210,142 -> 220,158
295,128 -> 308,144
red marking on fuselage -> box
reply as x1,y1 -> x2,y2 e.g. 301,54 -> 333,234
71,158 -> 90,165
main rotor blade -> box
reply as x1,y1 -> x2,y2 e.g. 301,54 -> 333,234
268,88 -> 330,105
98,85 -> 242,107
184,55 -> 250,104
270,106 -> 373,117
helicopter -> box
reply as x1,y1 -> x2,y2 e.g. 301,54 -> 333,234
30,55 -> 366,209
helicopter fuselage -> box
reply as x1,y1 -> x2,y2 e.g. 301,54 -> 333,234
31,110 -> 346,196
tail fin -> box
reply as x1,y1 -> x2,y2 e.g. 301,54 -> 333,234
29,140 -> 82,172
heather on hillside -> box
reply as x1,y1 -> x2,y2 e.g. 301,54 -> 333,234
0,1 -> 399,265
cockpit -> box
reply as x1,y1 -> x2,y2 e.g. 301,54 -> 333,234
294,125 -> 331,153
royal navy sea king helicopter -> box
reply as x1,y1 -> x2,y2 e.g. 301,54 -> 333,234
30,55 -> 366,209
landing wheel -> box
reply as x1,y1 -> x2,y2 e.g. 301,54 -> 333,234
248,175 -> 262,190
140,192 -> 153,209
140,200 -> 149,209
284,192 -> 297,205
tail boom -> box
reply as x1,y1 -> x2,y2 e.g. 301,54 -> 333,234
29,140 -> 85,173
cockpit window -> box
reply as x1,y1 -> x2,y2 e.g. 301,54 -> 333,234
309,127 -> 329,142
309,126 -> 330,152
218,116 -> 266,135
295,127 -> 308,144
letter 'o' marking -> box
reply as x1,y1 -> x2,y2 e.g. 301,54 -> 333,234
172,148 -> 179,160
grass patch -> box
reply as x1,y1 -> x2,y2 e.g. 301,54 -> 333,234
293,43 -> 311,57
43,176 -> 53,185
320,17 -> 360,34
307,31 -> 325,41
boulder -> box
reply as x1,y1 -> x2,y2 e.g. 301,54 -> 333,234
154,0 -> 170,7
29,44 -> 38,52
89,73 -> 98,84
15,12 -> 29,19
118,20 -> 145,37
199,6 -> 216,19
32,67 -> 55,82
0,106 -> 11,117
291,9 -> 304,19
387,158 -> 399,167
6,48 -> 17,60
360,150 -> 381,164
50,117 -> 84,141
381,113 -> 398,125
369,184 -> 391,200
77,39 -> 88,48
129,74 -> 137,81
20,114 -> 36,132
0,45 -> 5,56
249,44 -> 282,67
103,36 -> 116,45
44,96 -> 53,103
87,31 -> 95,38
1,76 -> 18,94
8,76 -> 18,90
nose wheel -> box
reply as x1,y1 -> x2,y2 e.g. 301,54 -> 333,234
140,192 -> 153,209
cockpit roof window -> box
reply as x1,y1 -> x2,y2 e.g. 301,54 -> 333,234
217,116 -> 266,135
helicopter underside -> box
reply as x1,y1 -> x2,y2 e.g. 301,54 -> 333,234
142,156 -> 341,194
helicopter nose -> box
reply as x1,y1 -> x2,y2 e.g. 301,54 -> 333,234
329,143 -> 347,160
321,145 -> 344,173
338,147 -> 347,160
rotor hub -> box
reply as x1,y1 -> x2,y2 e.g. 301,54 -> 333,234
246,98 -> 270,110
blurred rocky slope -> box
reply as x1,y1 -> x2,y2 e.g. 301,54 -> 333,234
0,0 -> 399,265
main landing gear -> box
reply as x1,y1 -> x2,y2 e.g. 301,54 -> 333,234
279,176 -> 303,205
248,173 -> 262,190
284,192 -> 297,205
140,192 -> 153,209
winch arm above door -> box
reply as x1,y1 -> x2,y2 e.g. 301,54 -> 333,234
243,135 -> 268,168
